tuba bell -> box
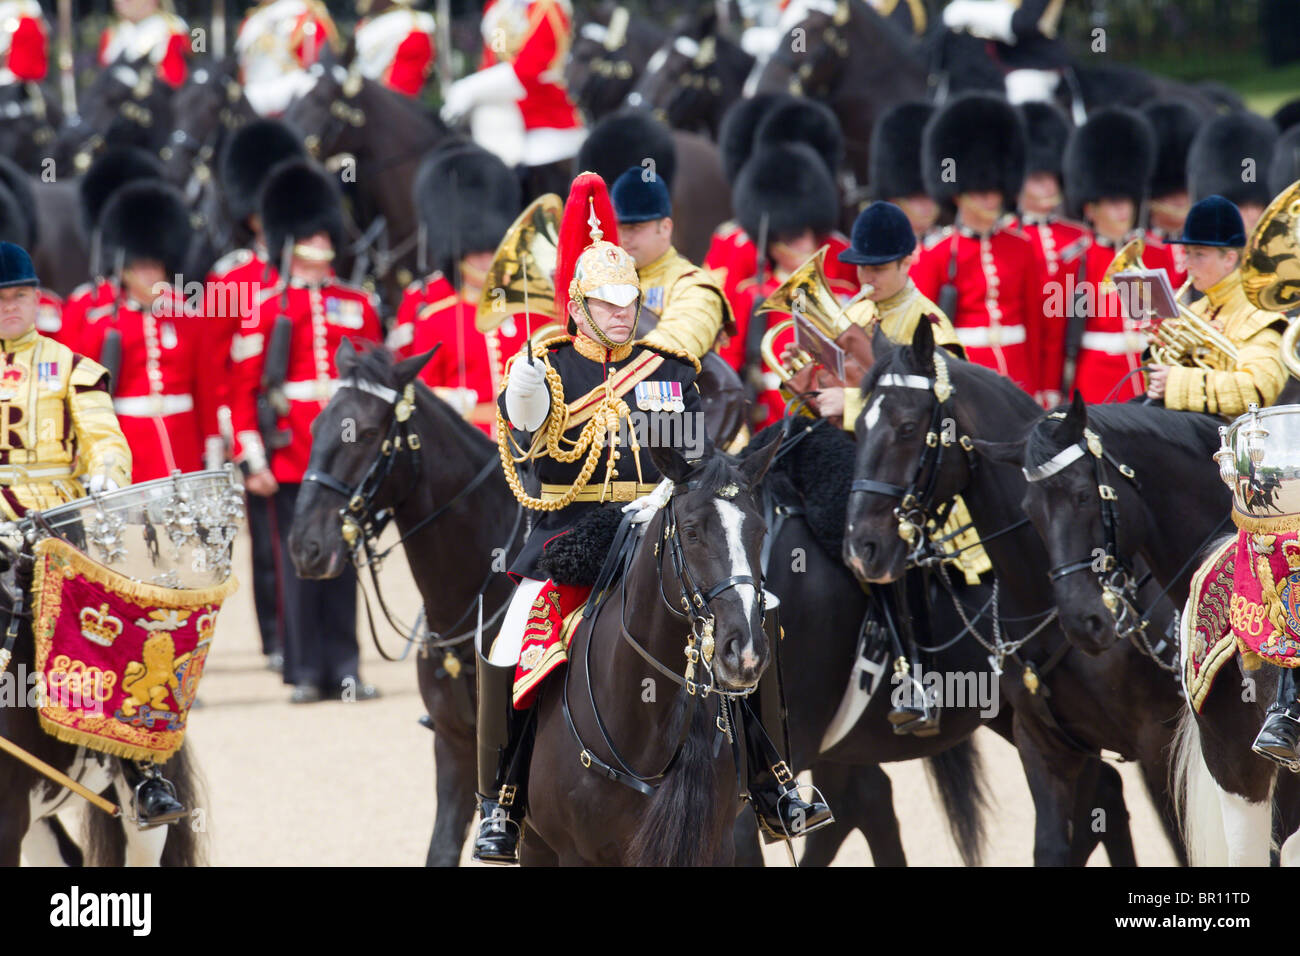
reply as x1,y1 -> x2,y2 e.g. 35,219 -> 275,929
1106,236 -> 1239,371
1242,179 -> 1300,380
476,193 -> 564,336
755,245 -> 870,385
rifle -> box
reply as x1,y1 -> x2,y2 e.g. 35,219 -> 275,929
257,243 -> 295,452
99,250 -> 126,395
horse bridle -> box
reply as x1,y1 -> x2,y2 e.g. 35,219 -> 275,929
301,375 -> 519,658
564,479 -> 765,795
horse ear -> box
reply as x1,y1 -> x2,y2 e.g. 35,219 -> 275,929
335,338 -> 358,375
394,345 -> 440,386
738,430 -> 781,490
971,438 -> 1025,469
908,313 -> 935,371
649,443 -> 695,484
870,324 -> 893,364
1060,390 -> 1087,442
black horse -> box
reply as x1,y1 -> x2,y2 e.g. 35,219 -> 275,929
55,60 -> 175,175
0,81 -> 64,173
288,341 -> 520,866
997,395 -> 1300,865
843,321 -> 1191,865
282,65 -> 448,310
747,417 -> 1138,866
567,2 -> 668,124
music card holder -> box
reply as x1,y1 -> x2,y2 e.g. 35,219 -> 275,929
793,309 -> 846,382
1111,268 -> 1179,323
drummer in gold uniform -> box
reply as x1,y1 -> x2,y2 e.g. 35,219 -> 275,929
1144,195 -> 1287,416
608,166 -> 733,362
0,241 -> 188,825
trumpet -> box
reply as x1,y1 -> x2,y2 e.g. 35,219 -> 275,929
1242,179 -> 1300,379
476,193 -> 564,335
1105,237 -> 1239,371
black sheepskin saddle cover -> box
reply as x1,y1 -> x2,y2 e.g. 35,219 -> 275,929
744,418 -> 856,560
537,504 -> 626,587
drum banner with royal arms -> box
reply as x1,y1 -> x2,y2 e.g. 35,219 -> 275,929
30,537 -> 238,762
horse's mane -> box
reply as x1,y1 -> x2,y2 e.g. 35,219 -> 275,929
862,341 -> 1044,422
686,448 -> 748,496
347,344 -> 493,451
1025,403 -> 1222,473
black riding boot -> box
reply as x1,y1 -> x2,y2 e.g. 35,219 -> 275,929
472,655 -> 534,865
1253,666 -> 1300,771
880,583 -> 939,736
741,604 -> 833,843
124,760 -> 187,827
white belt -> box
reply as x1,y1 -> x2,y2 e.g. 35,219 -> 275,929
954,324 -> 1026,348
1080,331 -> 1147,356
113,393 -> 194,417
0,462 -> 76,483
281,379 -> 339,402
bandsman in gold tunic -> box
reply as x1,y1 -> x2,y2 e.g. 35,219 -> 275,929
609,166 -> 733,362
1145,196 -> 1287,417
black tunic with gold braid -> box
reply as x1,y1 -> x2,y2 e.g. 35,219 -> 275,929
498,332 -> 701,581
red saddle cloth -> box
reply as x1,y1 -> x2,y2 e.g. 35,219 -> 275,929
513,580 -> 592,710
1230,528 -> 1300,665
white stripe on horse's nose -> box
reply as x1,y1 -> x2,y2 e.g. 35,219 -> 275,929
715,498 -> 756,621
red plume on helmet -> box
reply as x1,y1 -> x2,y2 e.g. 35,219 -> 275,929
554,171 -> 620,318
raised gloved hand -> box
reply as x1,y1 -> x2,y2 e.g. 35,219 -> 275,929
942,0 -> 1017,44
85,473 -> 120,494
622,478 -> 674,525
504,360 -> 550,431
440,62 -> 526,124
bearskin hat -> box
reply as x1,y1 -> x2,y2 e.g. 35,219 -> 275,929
259,159 -> 345,262
98,180 -> 193,276
576,109 -> 678,191
0,156 -> 35,248
754,96 -> 844,178
1019,101 -> 1072,180
414,142 -> 520,272
1141,100 -> 1202,199
867,101 -> 932,200
733,142 -> 839,242
718,93 -> 785,182
1273,97 -> 1300,135
1187,111 -> 1279,207
1269,125 -> 1300,197
1063,107 -> 1156,218
922,93 -> 1027,205
220,118 -> 308,224
79,146 -> 165,235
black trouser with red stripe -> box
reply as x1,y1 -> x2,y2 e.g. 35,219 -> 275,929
272,483 -> 360,691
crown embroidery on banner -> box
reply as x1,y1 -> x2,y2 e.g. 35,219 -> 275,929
196,610 -> 217,641
80,603 -> 124,648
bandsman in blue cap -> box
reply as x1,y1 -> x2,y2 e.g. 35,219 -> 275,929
1146,195 -> 1287,416
609,166 -> 733,361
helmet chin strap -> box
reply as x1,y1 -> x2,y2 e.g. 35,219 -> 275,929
577,293 -> 641,351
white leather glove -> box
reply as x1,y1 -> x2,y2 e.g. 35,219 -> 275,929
432,386 -> 479,419
504,360 -> 550,432
204,435 -> 227,472
440,62 -> 526,124
86,474 -> 120,494
622,478 -> 674,525
943,0 -> 1017,44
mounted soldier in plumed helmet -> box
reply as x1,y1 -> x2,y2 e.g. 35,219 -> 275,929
474,171 -> 831,864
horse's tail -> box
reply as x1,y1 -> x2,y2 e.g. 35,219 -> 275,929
923,738 -> 989,866
625,702 -> 720,867
1171,707 -> 1228,866
83,743 -> 209,866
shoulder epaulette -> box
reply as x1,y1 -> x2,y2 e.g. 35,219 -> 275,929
923,227 -> 954,252
415,294 -> 458,321
211,248 -> 254,276
254,284 -> 281,306
69,282 -> 95,301
405,271 -> 443,294
85,304 -> 114,323
637,340 -> 702,374
1059,235 -> 1090,261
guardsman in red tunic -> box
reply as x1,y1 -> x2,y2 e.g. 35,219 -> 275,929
911,93 -> 1051,401
353,0 -> 436,98
207,118 -> 307,672
98,0 -> 190,87
869,100 -> 943,244
1062,107 -> 1176,404
0,0 -> 47,85
230,160 -> 383,703
1188,111 -> 1279,240
389,143 -> 544,435
1142,100 -> 1202,288
440,0 -> 584,197
236,0 -> 339,116
73,181 -> 218,481
1015,101 -> 1088,407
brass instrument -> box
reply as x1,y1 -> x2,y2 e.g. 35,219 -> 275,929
476,193 -> 564,334
754,245 -> 871,384
1105,236 -> 1239,371
1242,179 -> 1300,379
